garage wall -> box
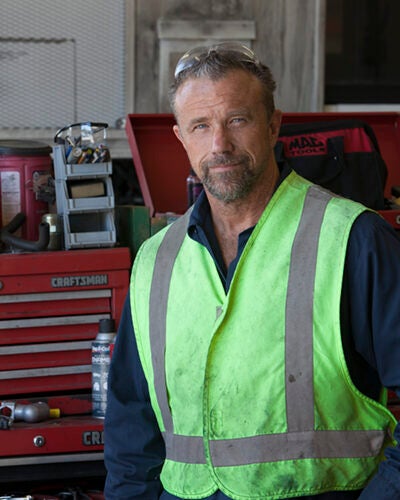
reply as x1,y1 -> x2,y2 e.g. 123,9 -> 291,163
134,0 -> 326,113
0,0 -> 325,157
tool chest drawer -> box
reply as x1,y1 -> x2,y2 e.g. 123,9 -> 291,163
0,416 -> 104,458
0,289 -> 112,321
0,392 -> 106,470
0,247 -> 131,397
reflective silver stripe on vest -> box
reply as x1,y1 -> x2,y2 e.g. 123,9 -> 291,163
149,210 -> 192,434
149,187 -> 386,465
161,428 -> 385,466
285,186 -> 330,432
209,429 -> 385,466
163,431 -> 206,464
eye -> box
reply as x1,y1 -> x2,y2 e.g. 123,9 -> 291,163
230,116 -> 247,126
193,123 -> 208,131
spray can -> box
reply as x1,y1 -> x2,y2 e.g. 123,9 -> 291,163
186,168 -> 203,207
92,318 -> 116,418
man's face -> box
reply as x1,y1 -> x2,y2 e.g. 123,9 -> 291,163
173,69 -> 281,203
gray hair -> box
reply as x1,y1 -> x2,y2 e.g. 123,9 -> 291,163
168,44 -> 277,120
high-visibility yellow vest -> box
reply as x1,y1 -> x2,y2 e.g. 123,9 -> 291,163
131,172 -> 397,500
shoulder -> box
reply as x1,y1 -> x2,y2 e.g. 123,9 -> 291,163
347,211 -> 400,269
350,211 -> 400,247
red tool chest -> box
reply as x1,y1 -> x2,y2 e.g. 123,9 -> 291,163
126,112 -> 400,228
0,247 -> 131,471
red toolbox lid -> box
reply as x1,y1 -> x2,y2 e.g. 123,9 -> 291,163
126,114 -> 191,216
126,112 -> 400,217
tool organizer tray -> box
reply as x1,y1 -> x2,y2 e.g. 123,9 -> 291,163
53,145 -> 116,249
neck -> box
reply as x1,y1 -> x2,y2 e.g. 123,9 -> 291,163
208,162 -> 280,269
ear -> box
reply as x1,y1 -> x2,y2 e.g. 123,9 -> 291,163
269,109 -> 282,146
173,124 -> 187,151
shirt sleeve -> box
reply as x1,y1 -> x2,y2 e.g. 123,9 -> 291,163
345,212 -> 400,499
104,294 -> 165,499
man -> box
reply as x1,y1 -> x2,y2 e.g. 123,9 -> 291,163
104,42 -> 400,499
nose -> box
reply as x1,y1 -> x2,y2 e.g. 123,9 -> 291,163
211,125 -> 234,154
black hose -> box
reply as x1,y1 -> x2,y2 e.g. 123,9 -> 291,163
1,212 -> 26,234
1,221 -> 50,251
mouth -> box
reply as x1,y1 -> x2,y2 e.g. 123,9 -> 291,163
205,155 -> 245,171
210,162 -> 239,172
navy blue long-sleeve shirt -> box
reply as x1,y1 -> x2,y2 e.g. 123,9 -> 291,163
104,173 -> 400,499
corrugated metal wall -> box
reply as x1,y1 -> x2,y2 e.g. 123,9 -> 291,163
0,0 -> 126,129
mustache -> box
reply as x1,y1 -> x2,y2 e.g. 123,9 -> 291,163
202,154 -> 249,169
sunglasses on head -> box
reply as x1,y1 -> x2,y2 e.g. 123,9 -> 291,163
174,42 -> 260,79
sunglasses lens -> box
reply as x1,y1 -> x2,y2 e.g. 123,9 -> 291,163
174,42 -> 258,79
174,46 -> 208,78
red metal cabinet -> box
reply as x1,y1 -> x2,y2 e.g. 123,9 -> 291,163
0,247 -> 131,469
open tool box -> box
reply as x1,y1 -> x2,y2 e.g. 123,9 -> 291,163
126,112 -> 400,225
126,111 -> 400,421
0,247 -> 131,483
